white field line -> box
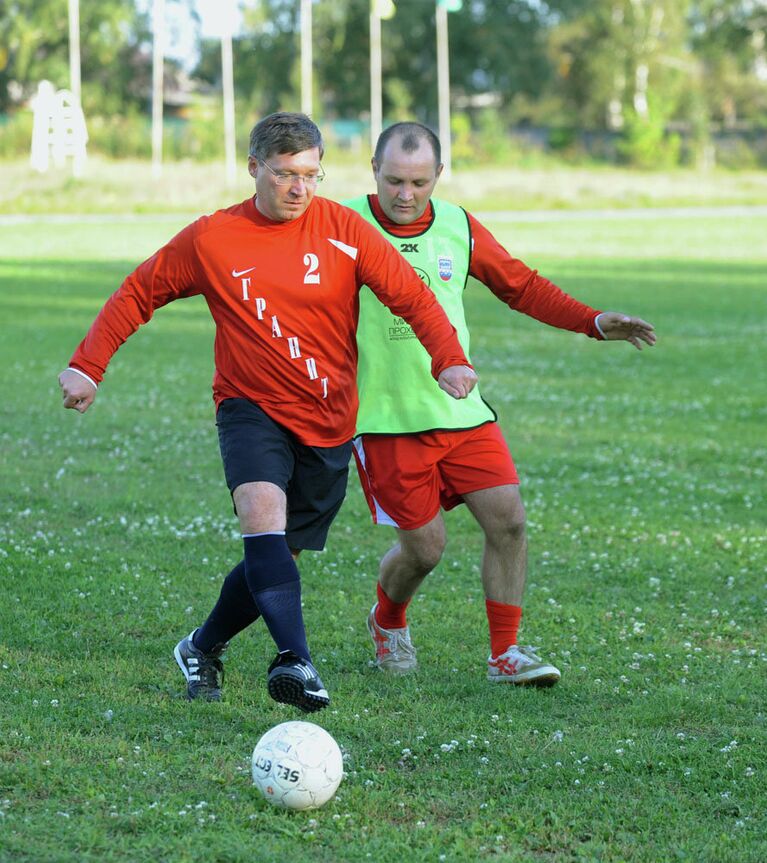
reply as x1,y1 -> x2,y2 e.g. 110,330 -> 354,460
472,205 -> 767,222
2,205 -> 767,226
0,213 -> 194,225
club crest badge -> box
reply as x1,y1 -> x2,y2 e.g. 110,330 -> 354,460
438,256 -> 453,281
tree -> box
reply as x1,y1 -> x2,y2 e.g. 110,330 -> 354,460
546,0 -> 691,128
689,0 -> 767,127
193,0 -> 557,127
0,0 -> 151,114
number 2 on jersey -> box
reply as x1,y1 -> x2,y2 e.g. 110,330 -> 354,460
303,253 -> 320,285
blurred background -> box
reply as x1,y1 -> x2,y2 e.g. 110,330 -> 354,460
2,0 -> 766,212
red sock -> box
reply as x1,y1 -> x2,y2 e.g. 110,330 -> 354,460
376,582 -> 411,629
485,599 -> 522,659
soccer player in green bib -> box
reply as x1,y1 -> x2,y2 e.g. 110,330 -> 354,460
346,122 -> 656,685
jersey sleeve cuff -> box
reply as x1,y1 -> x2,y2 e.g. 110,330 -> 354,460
594,313 -> 606,340
66,367 -> 99,389
431,358 -> 472,379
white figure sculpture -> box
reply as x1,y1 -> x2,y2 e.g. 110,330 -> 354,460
30,80 -> 88,177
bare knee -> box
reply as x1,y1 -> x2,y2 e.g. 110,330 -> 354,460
486,499 -> 526,548
398,523 -> 446,575
232,481 -> 287,534
507,505 -> 526,537
405,538 -> 445,574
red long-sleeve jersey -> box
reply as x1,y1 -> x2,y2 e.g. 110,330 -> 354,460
367,196 -> 603,337
69,196 -> 469,446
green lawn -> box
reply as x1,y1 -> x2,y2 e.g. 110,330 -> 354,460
0,208 -> 765,862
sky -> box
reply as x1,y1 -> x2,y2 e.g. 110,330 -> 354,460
135,0 -> 252,67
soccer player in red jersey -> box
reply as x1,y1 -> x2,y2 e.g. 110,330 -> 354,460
57,113 -> 477,711
347,123 -> 656,685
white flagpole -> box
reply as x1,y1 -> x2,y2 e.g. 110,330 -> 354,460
436,1 -> 452,180
370,8 -> 383,151
68,0 -> 81,104
221,28 -> 237,188
151,0 -> 165,179
300,0 -> 313,115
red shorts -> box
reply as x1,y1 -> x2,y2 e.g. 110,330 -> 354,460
352,422 -> 519,530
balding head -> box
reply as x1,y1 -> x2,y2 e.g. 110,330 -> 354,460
374,122 -> 441,168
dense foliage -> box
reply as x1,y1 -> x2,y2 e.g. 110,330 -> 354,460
2,0 -> 766,164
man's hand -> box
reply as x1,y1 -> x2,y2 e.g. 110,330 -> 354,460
58,369 -> 97,413
597,312 -> 656,350
438,365 -> 478,399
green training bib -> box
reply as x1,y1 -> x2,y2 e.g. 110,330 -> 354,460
346,195 -> 495,434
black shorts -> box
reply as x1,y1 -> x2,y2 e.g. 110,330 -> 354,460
216,398 -> 351,551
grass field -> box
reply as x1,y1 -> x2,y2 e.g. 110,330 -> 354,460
1,198 -> 766,862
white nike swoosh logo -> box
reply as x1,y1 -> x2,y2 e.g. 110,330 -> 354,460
327,238 -> 358,260
231,267 -> 256,278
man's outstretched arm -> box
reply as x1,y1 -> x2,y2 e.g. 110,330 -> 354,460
467,213 -> 657,348
57,223 -> 203,414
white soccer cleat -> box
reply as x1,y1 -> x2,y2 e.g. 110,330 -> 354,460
367,603 -> 417,673
487,645 -> 561,687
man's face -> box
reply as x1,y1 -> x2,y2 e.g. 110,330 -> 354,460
373,137 -> 443,225
249,147 -> 322,222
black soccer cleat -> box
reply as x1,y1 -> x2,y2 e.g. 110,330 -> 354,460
267,650 -> 330,713
174,629 -> 227,701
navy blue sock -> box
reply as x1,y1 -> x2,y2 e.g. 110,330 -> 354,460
194,560 -> 261,653
243,533 -> 310,661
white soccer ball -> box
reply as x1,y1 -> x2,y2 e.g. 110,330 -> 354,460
251,720 -> 344,811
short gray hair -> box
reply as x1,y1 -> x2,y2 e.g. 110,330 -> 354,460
249,112 -> 324,160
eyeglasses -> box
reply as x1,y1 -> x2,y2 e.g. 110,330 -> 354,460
258,159 -> 325,186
